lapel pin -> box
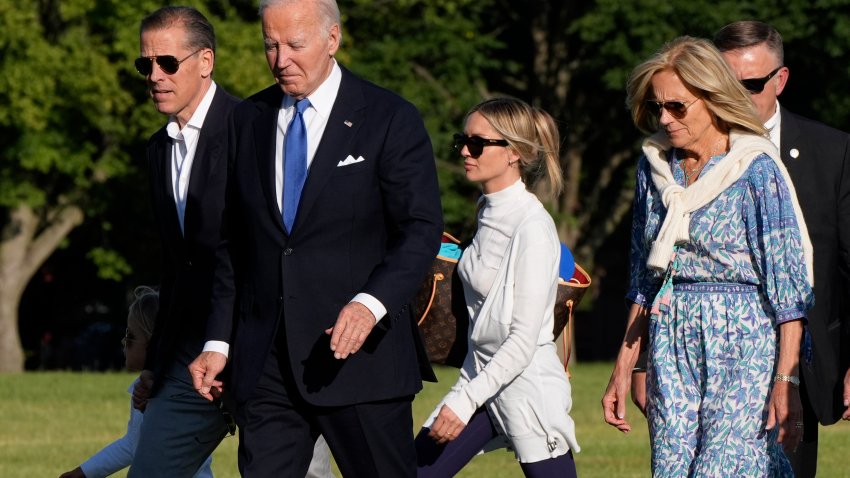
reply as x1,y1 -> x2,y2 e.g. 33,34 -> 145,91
344,120 -> 353,128
789,148 -> 800,159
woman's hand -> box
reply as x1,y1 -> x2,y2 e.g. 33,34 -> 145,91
428,405 -> 465,444
602,303 -> 648,433
766,379 -> 803,453
768,319 -> 803,452
602,369 -> 634,433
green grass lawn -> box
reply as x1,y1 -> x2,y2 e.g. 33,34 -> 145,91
2,363 -> 848,477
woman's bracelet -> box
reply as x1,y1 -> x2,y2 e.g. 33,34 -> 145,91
774,374 -> 800,388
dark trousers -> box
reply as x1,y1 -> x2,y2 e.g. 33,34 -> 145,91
786,379 -> 819,478
237,344 -> 417,477
129,362 -> 230,478
416,408 -> 577,478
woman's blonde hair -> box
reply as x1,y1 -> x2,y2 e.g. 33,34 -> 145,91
626,36 -> 766,136
128,286 -> 159,341
468,98 -> 563,200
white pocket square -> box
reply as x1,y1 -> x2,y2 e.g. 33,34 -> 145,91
337,155 -> 366,167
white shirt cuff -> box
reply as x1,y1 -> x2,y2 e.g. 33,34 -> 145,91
202,340 -> 230,358
351,293 -> 387,323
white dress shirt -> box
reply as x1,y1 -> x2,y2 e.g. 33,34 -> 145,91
166,82 -> 217,234
765,99 -> 782,150
273,61 -> 387,323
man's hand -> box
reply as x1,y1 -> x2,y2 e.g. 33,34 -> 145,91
132,370 -> 154,411
843,366 -> 850,420
428,405 -> 465,444
188,351 -> 227,401
765,380 -> 803,453
324,302 -> 376,360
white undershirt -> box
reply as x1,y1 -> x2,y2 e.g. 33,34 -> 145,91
765,99 -> 782,150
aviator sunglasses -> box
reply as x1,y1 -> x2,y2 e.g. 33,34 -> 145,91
134,49 -> 202,76
453,133 -> 509,158
740,66 -> 783,94
645,98 -> 700,119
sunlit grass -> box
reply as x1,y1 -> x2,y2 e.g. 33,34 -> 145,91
1,363 -> 847,477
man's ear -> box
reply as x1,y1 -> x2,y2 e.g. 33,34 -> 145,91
774,66 -> 789,97
200,48 -> 215,78
327,24 -> 340,57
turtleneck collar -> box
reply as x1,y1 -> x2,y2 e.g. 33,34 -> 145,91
483,179 -> 526,208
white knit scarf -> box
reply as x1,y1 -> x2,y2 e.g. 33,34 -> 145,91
643,129 -> 814,287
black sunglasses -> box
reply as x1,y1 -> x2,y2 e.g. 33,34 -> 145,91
134,49 -> 202,76
646,98 -> 700,119
740,66 -> 783,94
453,133 -> 509,158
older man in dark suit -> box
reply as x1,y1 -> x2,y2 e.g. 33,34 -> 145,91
189,0 -> 443,476
127,6 -> 239,477
715,20 -> 850,478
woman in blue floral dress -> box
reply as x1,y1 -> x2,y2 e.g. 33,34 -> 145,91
602,37 -> 814,477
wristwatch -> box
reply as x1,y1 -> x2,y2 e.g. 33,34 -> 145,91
774,374 -> 800,388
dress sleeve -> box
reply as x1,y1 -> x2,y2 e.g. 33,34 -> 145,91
744,154 -> 814,324
79,384 -> 141,478
626,156 -> 662,306
442,220 -> 559,424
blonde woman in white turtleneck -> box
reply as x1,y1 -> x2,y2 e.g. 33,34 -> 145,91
415,98 -> 579,478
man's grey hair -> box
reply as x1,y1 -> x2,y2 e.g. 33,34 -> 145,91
258,0 -> 342,43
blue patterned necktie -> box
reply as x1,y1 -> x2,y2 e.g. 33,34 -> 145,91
282,98 -> 310,233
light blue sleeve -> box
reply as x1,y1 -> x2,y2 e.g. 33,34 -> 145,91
193,454 -> 215,478
79,381 -> 142,478
626,156 -> 663,306
744,154 -> 814,323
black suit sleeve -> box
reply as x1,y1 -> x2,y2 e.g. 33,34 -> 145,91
358,100 -> 443,319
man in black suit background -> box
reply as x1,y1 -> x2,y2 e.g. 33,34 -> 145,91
715,20 -> 850,478
189,0 -> 443,476
127,7 -> 239,477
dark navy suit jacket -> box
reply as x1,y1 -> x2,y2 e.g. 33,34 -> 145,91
145,85 -> 240,388
208,66 -> 442,407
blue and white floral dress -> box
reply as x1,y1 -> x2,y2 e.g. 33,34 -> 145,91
628,149 -> 813,477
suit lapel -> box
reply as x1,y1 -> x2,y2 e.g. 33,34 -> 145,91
779,106 -> 802,164
253,87 -> 287,234
184,89 -> 227,236
292,70 -> 367,234
151,130 -> 185,245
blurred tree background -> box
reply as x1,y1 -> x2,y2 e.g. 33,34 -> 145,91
2,0 -> 849,372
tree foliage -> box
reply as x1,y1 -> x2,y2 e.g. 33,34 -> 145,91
4,0 -> 850,369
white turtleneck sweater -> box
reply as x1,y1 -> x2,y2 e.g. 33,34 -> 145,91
426,179 -> 580,462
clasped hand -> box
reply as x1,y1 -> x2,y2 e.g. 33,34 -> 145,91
428,405 -> 465,444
